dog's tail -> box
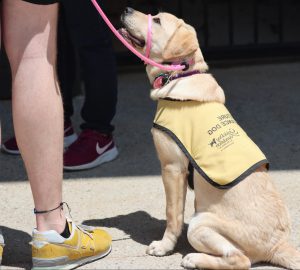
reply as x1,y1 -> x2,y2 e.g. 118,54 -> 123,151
270,242 -> 300,269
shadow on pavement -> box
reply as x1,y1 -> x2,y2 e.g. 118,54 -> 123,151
83,210 -> 194,256
0,226 -> 32,270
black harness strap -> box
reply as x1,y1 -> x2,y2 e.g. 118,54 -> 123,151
188,162 -> 194,189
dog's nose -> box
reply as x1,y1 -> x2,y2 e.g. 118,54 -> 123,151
124,7 -> 134,15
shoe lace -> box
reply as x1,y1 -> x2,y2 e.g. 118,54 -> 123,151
63,203 -> 94,240
64,205 -> 93,240
76,224 -> 94,240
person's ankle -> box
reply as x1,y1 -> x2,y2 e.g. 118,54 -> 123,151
35,210 -> 66,234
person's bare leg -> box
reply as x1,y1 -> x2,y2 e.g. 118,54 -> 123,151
2,0 -> 65,232
0,14 -> 2,146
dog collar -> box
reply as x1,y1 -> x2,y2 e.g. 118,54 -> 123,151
162,58 -> 195,71
153,70 -> 205,89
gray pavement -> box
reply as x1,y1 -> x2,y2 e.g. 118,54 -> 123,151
1,61 -> 300,269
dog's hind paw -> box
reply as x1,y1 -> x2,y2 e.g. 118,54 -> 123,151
146,240 -> 173,257
181,253 -> 198,269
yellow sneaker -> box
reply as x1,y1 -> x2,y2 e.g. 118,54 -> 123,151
0,245 -> 3,268
0,230 -> 4,267
31,219 -> 111,270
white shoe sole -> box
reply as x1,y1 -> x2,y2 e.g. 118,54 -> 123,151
63,146 -> 118,171
32,245 -> 111,270
64,133 -> 78,148
1,144 -> 20,155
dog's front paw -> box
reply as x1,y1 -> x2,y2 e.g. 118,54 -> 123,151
181,253 -> 199,269
146,240 -> 173,256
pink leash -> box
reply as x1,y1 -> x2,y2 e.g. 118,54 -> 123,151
144,14 -> 152,60
90,0 -> 185,71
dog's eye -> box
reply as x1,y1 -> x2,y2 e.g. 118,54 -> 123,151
153,17 -> 161,25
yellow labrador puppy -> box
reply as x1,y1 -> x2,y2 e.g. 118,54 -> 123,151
120,7 -> 300,269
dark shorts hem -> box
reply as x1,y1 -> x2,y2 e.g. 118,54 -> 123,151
22,0 -> 59,4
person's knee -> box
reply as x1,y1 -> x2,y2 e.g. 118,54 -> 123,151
2,0 -> 58,70
6,39 -> 55,67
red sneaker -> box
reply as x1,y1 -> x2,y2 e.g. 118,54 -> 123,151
1,122 -> 77,155
63,129 -> 118,171
1,137 -> 19,155
63,122 -> 78,148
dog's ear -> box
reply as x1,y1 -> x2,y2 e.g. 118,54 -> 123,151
162,24 -> 198,60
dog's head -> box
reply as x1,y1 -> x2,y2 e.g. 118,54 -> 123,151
119,7 -> 199,63
118,7 -> 220,103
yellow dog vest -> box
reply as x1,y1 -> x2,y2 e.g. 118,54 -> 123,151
153,99 -> 268,189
